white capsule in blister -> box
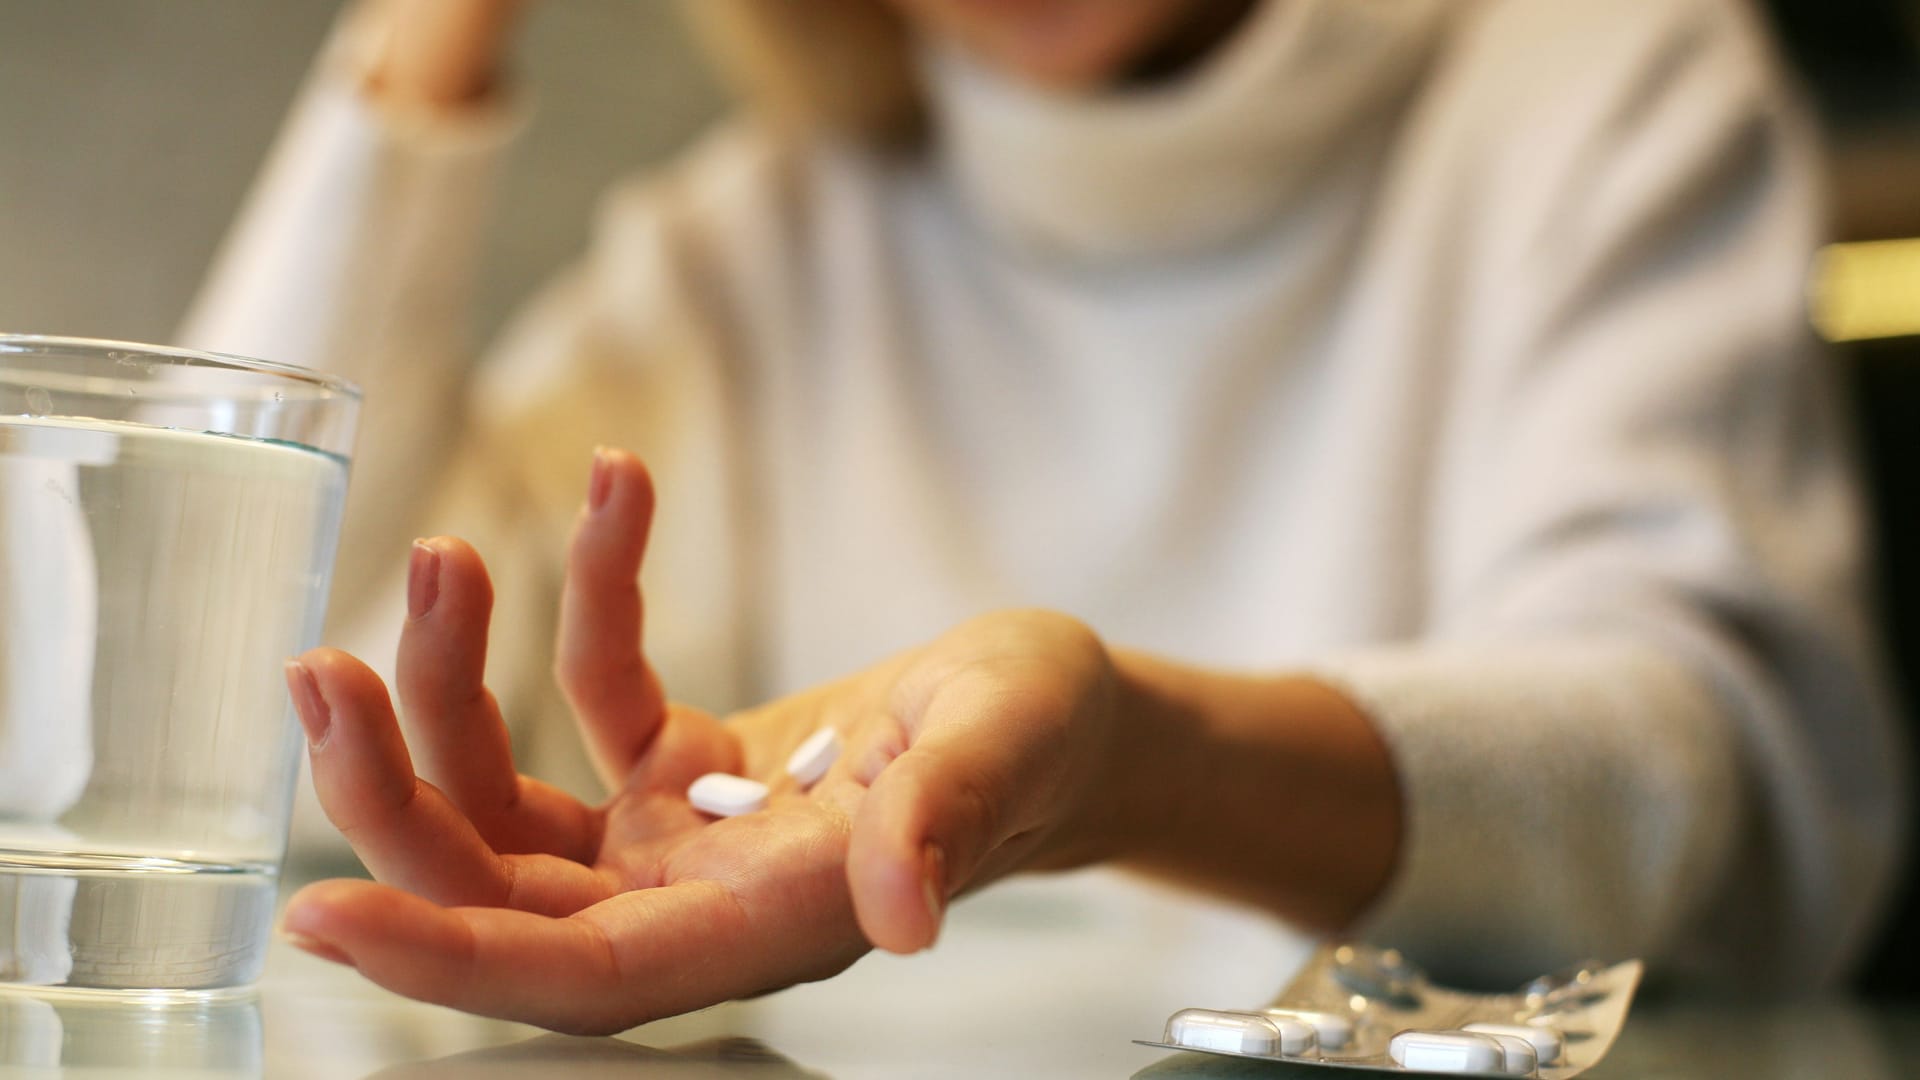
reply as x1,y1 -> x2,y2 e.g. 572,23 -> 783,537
687,772 -> 768,818
1481,1033 -> 1538,1075
1388,1030 -> 1505,1074
1261,1008 -> 1354,1051
786,727 -> 842,787
1165,1009 -> 1316,1057
1463,1021 -> 1563,1065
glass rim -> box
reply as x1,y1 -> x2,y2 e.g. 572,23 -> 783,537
0,333 -> 362,401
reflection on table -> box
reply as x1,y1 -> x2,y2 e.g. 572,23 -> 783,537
0,986 -> 259,1076
2,869 -> 1916,1078
361,1036 -> 823,1079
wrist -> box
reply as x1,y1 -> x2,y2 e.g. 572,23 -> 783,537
1077,653 -> 1404,931
1045,646 -> 1206,870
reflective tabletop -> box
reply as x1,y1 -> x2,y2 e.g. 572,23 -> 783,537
3,872 -> 1913,1078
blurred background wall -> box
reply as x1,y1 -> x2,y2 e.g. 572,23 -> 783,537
2,1 -> 1915,342
0,0 -> 726,344
3,1 -> 1916,346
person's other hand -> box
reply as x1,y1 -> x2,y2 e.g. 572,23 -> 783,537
278,448 -> 1125,1034
363,0 -> 531,108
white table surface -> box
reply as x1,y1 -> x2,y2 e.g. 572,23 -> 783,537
0,870 -> 1315,1079
6,869 -> 1913,1079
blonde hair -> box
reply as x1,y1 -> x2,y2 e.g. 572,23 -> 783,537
681,0 -> 926,147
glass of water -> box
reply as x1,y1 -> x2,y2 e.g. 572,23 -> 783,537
0,334 -> 357,993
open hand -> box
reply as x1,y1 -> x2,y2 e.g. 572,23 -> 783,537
279,449 -> 1123,1034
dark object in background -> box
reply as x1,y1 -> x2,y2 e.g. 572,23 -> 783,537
1763,0 -> 1920,242
1761,0 -> 1920,997
1761,0 -> 1920,123
1848,334 -> 1920,997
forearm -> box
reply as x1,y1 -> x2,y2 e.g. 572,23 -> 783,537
1075,648 -> 1404,933
1297,635 -> 1747,984
182,0 -> 531,632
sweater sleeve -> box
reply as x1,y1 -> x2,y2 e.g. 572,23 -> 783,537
172,0 -> 776,867
1320,0 -> 1904,990
173,7 -> 543,858
176,3 -> 524,639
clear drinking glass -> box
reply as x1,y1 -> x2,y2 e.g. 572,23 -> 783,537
0,334 -> 358,993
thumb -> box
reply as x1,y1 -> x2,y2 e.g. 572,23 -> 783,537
844,681 -> 1068,954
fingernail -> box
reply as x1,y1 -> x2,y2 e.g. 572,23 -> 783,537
285,659 -> 330,746
283,930 -> 353,967
921,843 -> 946,948
407,539 -> 440,620
588,447 -> 614,513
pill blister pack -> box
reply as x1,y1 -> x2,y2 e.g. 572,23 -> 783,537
1136,943 -> 1641,1078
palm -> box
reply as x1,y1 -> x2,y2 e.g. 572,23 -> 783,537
590,710 -> 866,967
597,766 -> 871,994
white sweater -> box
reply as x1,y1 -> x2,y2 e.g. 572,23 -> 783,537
184,0 -> 1904,991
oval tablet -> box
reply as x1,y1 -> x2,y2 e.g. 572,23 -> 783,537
1481,1033 -> 1538,1075
786,727 -> 843,787
1463,1022 -> 1563,1065
1388,1030 -> 1504,1074
1261,1008 -> 1353,1051
687,773 -> 768,818
1165,1009 -> 1315,1057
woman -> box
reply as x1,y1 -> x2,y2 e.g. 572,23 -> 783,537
184,0 -> 1903,1034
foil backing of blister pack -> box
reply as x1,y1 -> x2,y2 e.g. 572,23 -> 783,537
1135,942 -> 1642,1078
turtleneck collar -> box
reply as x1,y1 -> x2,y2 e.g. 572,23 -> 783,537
921,0 -> 1448,264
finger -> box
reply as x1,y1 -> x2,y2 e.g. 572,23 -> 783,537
396,536 -> 601,861
844,677 -> 1059,954
288,647 -> 509,906
282,878 -> 622,1033
555,448 -> 669,789
617,703 -> 745,801
495,853 -> 627,917
281,876 -> 782,1036
395,536 -> 512,811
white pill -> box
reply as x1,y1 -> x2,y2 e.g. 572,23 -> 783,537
1165,1009 -> 1316,1057
1463,1022 -> 1563,1065
1388,1030 -> 1505,1074
1262,1008 -> 1353,1050
687,773 -> 768,818
1482,1034 -> 1538,1075
785,727 -> 843,787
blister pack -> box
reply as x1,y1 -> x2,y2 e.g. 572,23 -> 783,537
1137,943 -> 1641,1077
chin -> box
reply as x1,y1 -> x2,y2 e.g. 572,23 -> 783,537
912,0 -> 1181,90
997,48 -> 1137,91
